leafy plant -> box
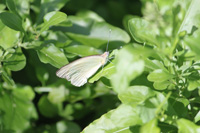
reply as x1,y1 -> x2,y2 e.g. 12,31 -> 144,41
0,0 -> 200,132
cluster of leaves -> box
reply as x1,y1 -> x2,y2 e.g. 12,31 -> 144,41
1,0 -> 200,132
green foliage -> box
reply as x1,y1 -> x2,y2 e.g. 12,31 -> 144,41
1,0 -> 200,132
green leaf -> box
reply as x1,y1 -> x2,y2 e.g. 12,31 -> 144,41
147,69 -> 173,82
48,86 -> 67,104
0,12 -> 24,32
63,16 -> 130,48
0,89 -> 37,132
39,11 -> 67,34
123,15 -> 138,32
3,47 -> 26,71
178,0 -> 200,34
0,23 -> 20,50
1,68 -> 15,86
184,29 -> 200,59
76,10 -> 104,22
89,63 -> 115,84
153,80 -> 170,90
118,86 -> 155,105
35,66 -> 49,86
188,80 -> 200,91
177,118 -> 200,133
12,0 -> 30,16
82,104 -> 142,133
64,43 -> 102,57
16,85 -> 35,100
38,95 -> 59,118
36,0 -> 69,24
194,111 -> 200,123
6,0 -> 18,15
168,98 -> 188,118
140,119 -> 160,133
128,18 -> 159,46
111,45 -> 144,93
145,59 -> 165,71
37,43 -> 68,68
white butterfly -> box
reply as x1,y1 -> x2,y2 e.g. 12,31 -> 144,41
56,52 -> 109,87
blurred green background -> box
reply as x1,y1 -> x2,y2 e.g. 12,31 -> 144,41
1,0 -> 200,132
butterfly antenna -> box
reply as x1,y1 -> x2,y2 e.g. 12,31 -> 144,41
106,29 -> 112,52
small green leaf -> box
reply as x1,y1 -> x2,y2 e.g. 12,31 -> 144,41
35,66 -> 49,86
0,12 -> 24,32
140,119 -> 160,133
177,118 -> 200,133
40,11 -> 67,34
188,80 -> 200,91
48,86 -> 67,104
0,23 -> 20,50
153,80 -> 170,90
128,18 -> 159,46
118,86 -> 155,105
16,85 -> 35,100
36,0 -> 69,24
145,59 -> 165,71
148,69 -> 173,82
82,104 -> 142,133
3,47 -> 26,71
37,43 -> 68,68
38,95 -> 59,118
194,111 -> 200,123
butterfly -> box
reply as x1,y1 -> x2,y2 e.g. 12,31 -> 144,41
56,51 -> 109,87
56,30 -> 113,87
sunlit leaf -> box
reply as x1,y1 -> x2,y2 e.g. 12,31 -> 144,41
40,11 -> 67,34
0,22 -> 20,50
82,104 -> 142,133
177,118 -> 200,133
118,86 -> 155,105
128,18 -> 159,46
111,45 -> 144,93
140,119 -> 160,133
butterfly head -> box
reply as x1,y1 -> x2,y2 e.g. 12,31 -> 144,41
101,52 -> 109,65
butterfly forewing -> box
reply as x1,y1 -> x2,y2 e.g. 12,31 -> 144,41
56,55 -> 105,87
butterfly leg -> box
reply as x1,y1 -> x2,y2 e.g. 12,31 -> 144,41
108,59 -> 114,64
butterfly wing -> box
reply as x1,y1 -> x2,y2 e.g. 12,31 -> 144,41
56,56 -> 104,87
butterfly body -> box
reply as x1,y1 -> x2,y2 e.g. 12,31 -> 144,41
56,52 -> 109,87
